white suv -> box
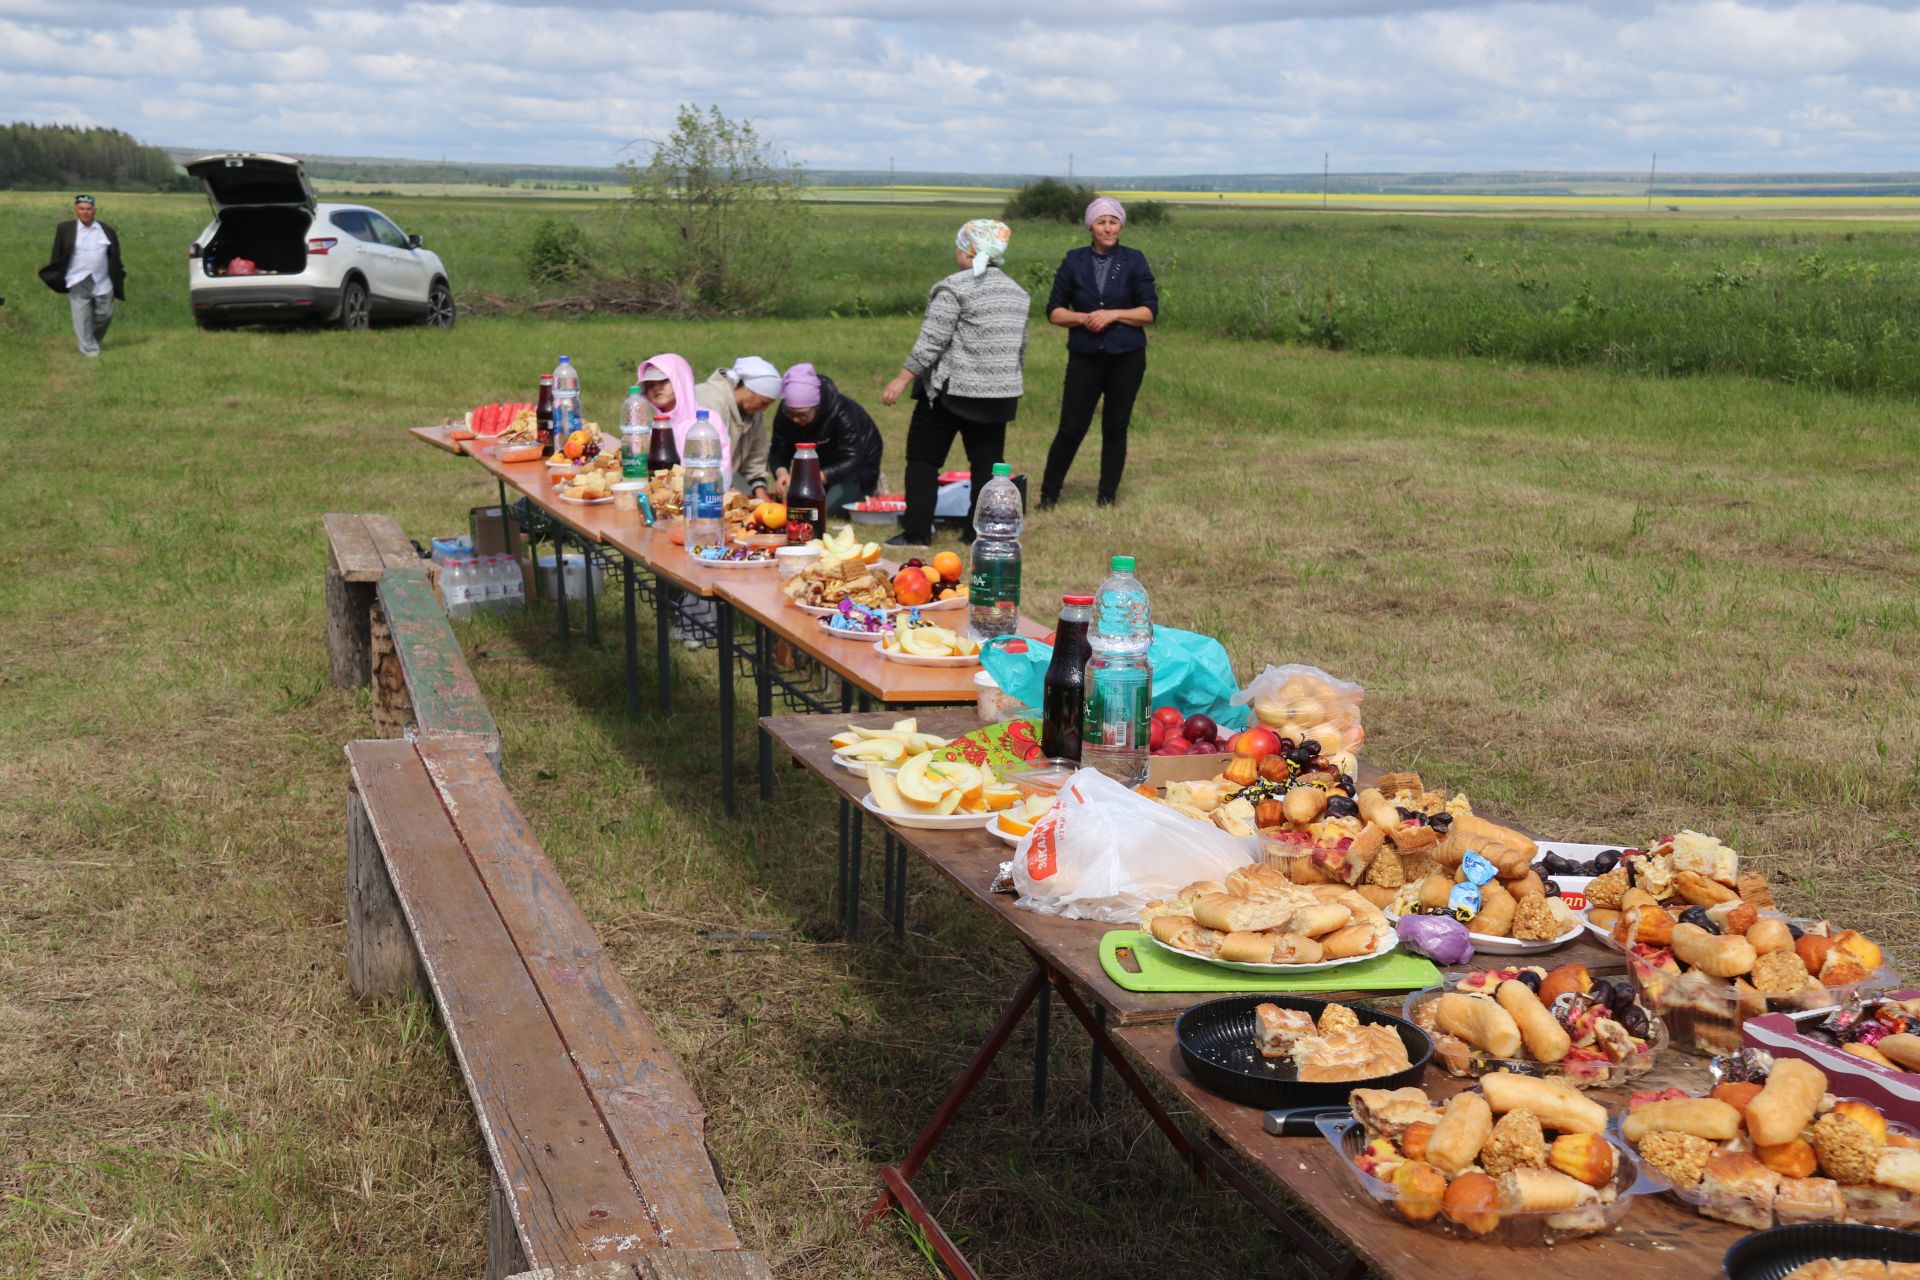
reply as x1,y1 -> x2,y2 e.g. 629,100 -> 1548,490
186,151 -> 455,330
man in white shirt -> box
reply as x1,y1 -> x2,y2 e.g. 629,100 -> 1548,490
39,195 -> 126,357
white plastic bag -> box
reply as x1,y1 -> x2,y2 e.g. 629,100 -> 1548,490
1230,663 -> 1366,755
1013,768 -> 1258,924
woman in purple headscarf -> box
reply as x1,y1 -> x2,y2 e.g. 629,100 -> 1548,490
769,363 -> 884,518
1039,196 -> 1159,509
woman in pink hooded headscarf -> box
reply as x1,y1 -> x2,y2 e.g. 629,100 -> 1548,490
636,352 -> 731,482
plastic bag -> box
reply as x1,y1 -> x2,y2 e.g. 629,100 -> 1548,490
1231,663 -> 1365,755
1013,767 -> 1257,924
981,626 -> 1249,731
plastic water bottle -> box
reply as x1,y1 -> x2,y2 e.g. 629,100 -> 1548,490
552,356 -> 581,439
620,386 -> 648,480
968,462 -> 1023,640
443,559 -> 472,618
1081,554 -> 1153,784
497,555 -> 524,605
482,556 -> 508,608
684,409 -> 725,554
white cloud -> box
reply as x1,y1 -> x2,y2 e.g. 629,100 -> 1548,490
1,1 -> 1918,171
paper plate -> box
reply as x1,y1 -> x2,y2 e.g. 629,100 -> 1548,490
692,555 -> 777,570
793,600 -> 893,617
878,645 -> 981,667
555,492 -> 614,506
1144,929 -> 1400,975
1386,909 -> 1586,956
832,750 -> 902,775
860,792 -> 998,830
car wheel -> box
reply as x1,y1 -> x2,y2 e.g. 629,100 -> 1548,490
427,281 -> 456,329
337,279 -> 371,331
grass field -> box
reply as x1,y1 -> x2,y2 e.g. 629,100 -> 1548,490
11,189 -> 1920,393
3,192 -> 1918,1277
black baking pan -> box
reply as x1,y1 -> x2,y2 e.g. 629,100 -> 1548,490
1723,1223 -> 1920,1280
1175,994 -> 1432,1109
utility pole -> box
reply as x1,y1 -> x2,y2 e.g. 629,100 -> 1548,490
1323,152 -> 1329,209
1646,153 -> 1656,213
889,155 -> 895,203
1068,152 -> 1074,181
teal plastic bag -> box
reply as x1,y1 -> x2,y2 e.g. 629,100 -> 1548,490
981,627 -> 1247,731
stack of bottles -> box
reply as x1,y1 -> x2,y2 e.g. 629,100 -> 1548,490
441,555 -> 525,618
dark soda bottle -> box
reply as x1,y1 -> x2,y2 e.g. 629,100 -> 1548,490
647,413 -> 680,473
1042,594 -> 1094,760
535,374 -> 555,457
785,442 -> 825,545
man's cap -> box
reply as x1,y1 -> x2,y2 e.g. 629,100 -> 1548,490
74,194 -> 95,206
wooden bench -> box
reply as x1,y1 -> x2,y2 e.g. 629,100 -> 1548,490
370,565 -> 501,763
346,736 -> 767,1280
324,513 -> 423,687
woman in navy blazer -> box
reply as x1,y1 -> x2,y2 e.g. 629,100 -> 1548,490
1039,197 -> 1158,508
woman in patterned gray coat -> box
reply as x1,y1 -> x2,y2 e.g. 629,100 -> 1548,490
881,218 -> 1030,545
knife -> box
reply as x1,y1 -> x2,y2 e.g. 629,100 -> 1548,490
1263,1105 -> 1350,1137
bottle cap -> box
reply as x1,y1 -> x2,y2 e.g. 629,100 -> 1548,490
992,462 -> 1011,476
1063,594 -> 1094,606
797,442 -> 816,450
1112,555 -> 1135,572
653,413 -> 670,421
628,385 -> 641,394
558,355 -> 570,362
696,409 -> 710,420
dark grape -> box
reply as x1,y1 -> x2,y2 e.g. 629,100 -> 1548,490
1396,806 -> 1418,822
1336,773 -> 1355,790
1428,813 -> 1453,834
1542,877 -> 1562,898
1299,739 -> 1321,756
1787,922 -> 1805,939
1516,970 -> 1543,994
1609,985 -> 1637,1015
1590,978 -> 1617,1009
1325,795 -> 1359,819
1542,853 -> 1573,877
1679,906 -> 1719,934
1620,1006 -> 1650,1038
1593,850 -> 1622,874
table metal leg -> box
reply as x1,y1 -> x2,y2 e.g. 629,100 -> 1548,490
756,622 -> 774,801
554,529 -> 569,646
845,802 -> 864,939
890,836 -> 907,942
836,796 -> 851,928
583,543 -> 599,647
623,561 -> 639,719
861,962 -> 1049,1280
656,583 -> 674,717
1032,984 -> 1051,1121
1044,969 -> 1197,1164
1184,1132 -> 1369,1279
1090,1005 -> 1107,1114
718,598 -> 735,816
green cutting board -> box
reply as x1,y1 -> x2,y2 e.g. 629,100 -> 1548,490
1100,930 -> 1440,994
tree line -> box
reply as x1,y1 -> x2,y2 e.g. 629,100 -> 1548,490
0,122 -> 193,192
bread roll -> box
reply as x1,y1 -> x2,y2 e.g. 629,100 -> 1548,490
1217,931 -> 1277,965
1748,1059 -> 1827,1147
1287,902 -> 1354,938
1269,933 -> 1325,964
1194,893 -> 1298,934
1878,1033 -> 1920,1071
1496,979 -> 1572,1063
1481,1071 -> 1608,1135
1417,873 -> 1453,910
1467,880 -> 1516,937
1319,923 -> 1386,959
1746,917 -> 1794,956
1355,786 -> 1400,831
1670,922 -> 1759,978
1148,914 -> 1224,956
1426,1090 -> 1493,1176
1620,1097 -> 1743,1144
1435,993 -> 1523,1059
1496,1167 -> 1599,1212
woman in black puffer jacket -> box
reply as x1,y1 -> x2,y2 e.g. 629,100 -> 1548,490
769,362 -> 883,518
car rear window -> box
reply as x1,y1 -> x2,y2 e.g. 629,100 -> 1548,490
330,210 -> 375,241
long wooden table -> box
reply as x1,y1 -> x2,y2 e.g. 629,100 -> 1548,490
762,708 -> 1740,1280
409,423 -> 469,454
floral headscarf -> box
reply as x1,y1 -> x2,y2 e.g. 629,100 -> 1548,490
955,218 -> 1011,277
1084,197 -> 1126,228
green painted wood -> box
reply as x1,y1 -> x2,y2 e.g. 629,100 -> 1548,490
376,565 -> 500,753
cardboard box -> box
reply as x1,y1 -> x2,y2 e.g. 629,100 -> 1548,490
469,505 -> 525,558
1147,752 -> 1235,786
1742,990 -> 1920,1127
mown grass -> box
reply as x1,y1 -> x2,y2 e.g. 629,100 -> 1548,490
2,193 -> 1918,1277
10,191 -> 1920,393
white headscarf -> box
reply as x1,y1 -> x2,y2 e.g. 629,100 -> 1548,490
956,219 -> 1012,277
724,356 -> 782,398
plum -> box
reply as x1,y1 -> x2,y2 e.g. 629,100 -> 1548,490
1182,713 -> 1217,744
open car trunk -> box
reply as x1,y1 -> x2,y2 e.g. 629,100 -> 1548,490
202,208 -> 312,276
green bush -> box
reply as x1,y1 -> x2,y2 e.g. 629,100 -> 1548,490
1002,177 -> 1097,223
521,217 -> 592,285
1128,200 -> 1171,227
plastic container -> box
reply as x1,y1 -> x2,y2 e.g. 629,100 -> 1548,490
535,552 -> 604,600
972,669 -> 1028,723
1401,982 -> 1666,1088
610,480 -> 644,513
1002,758 -> 1083,799
1320,1112 -> 1649,1243
776,544 -> 821,581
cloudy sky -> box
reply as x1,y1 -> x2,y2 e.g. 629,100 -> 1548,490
3,0 -> 1919,174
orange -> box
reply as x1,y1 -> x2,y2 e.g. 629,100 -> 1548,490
753,502 -> 787,530
562,437 -> 585,460
932,551 -> 964,582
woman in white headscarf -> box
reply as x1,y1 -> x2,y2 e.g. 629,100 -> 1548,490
1039,196 -> 1158,509
880,219 -> 1030,545
693,355 -> 781,499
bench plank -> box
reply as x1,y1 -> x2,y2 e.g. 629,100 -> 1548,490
418,739 -> 741,1251
376,566 -> 501,751
509,1254 -> 772,1280
324,512 -> 386,582
345,740 -> 663,1268
362,514 -> 420,572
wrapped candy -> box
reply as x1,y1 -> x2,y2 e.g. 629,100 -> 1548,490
1709,1047 -> 1775,1086
1447,850 -> 1499,921
1397,913 -> 1474,965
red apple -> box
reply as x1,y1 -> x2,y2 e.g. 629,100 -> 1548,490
1229,727 -> 1281,757
1151,706 -> 1186,735
1182,713 -> 1217,744
1149,718 -> 1167,750
1156,737 -> 1191,756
